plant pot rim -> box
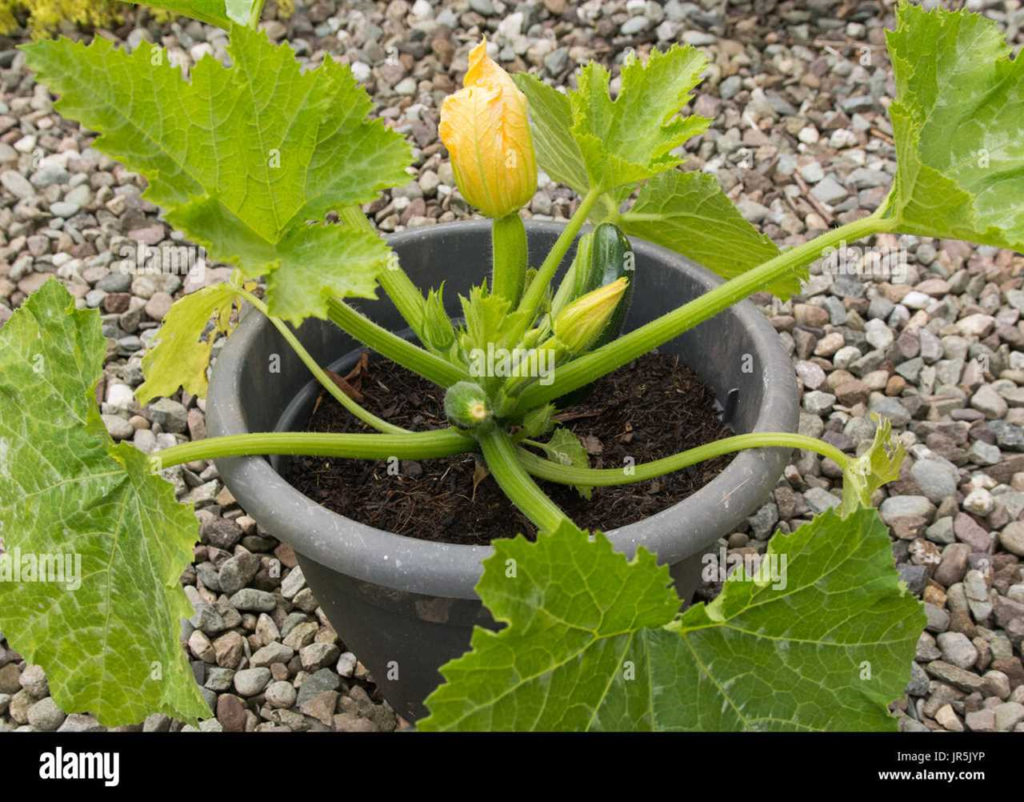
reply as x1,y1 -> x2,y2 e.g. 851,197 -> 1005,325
207,219 -> 797,600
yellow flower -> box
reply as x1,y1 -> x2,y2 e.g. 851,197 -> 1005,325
439,41 -> 537,219
554,278 -> 629,354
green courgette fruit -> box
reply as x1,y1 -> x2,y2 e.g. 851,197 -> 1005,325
556,223 -> 635,407
572,223 -> 635,351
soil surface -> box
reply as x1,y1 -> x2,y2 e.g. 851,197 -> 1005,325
287,351 -> 733,545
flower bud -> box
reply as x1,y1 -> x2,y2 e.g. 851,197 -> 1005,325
438,41 -> 537,219
553,277 -> 629,355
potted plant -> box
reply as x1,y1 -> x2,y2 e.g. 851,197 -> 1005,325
0,1 -> 1019,731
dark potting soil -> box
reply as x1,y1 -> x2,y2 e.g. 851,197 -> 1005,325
286,351 -> 734,546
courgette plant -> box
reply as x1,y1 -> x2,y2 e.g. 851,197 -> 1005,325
0,1 -> 1019,731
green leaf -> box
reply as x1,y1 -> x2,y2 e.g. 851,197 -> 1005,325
122,0 -> 265,29
655,507 -> 923,731
840,413 -> 906,517
23,26 -> 411,323
460,286 -> 510,354
514,74 -> 589,196
518,403 -> 556,440
883,3 -> 1024,251
620,171 -> 799,298
421,506 -> 923,731
0,280 -> 208,727
136,282 -> 242,405
570,46 -> 709,193
418,520 -> 679,731
530,427 -> 592,499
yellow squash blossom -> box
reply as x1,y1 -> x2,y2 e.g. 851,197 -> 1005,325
439,41 -> 537,219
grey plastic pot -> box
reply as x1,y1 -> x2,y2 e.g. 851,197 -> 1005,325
207,220 -> 798,723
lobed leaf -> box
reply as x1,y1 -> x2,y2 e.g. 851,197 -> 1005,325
516,57 -> 794,296
421,506 -> 923,731
570,45 -> 709,193
418,520 -> 679,731
0,281 -> 208,727
883,2 -> 1024,251
23,26 -> 411,324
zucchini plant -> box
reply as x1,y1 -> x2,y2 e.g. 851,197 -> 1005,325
0,1 -> 1020,731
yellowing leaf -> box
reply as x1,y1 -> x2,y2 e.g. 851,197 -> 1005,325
0,280 -> 208,727
136,282 -> 242,405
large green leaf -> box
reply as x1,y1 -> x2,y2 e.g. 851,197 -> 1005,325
515,46 -> 708,196
122,0 -> 265,29
23,26 -> 410,324
420,507 -> 923,732
0,281 -> 208,727
620,171 -> 795,297
883,3 -> 1024,250
516,61 -> 791,296
570,46 -> 709,193
651,507 -> 923,731
419,520 -> 679,731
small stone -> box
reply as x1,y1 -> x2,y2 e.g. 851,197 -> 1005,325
998,522 -> 1024,557
936,631 -> 978,670
965,709 -> 997,732
233,667 -> 272,697
27,697 -> 66,732
148,398 -> 188,433
972,386 -> 1008,420
910,459 -> 959,503
880,496 -> 936,525
266,680 -> 297,708
935,704 -> 963,732
229,588 -> 277,612
300,690 -> 339,726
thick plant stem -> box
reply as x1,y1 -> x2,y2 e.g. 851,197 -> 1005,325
153,428 -> 474,470
515,209 -> 895,412
238,289 -> 408,435
518,433 -> 849,487
512,189 -> 601,340
491,213 -> 528,305
340,205 -> 427,339
478,428 -> 571,533
327,298 -> 467,387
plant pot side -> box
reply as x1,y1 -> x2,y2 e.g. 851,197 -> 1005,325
207,221 -> 799,722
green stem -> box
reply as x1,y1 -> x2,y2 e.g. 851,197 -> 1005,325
519,433 -> 849,487
340,205 -> 427,340
512,188 -> 601,340
238,289 -> 408,435
491,213 -> 528,305
515,210 -> 895,412
478,427 -> 571,532
326,297 -> 468,387
153,428 -> 474,470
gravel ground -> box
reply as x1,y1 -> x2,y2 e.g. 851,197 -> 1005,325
1,0 -> 1023,734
